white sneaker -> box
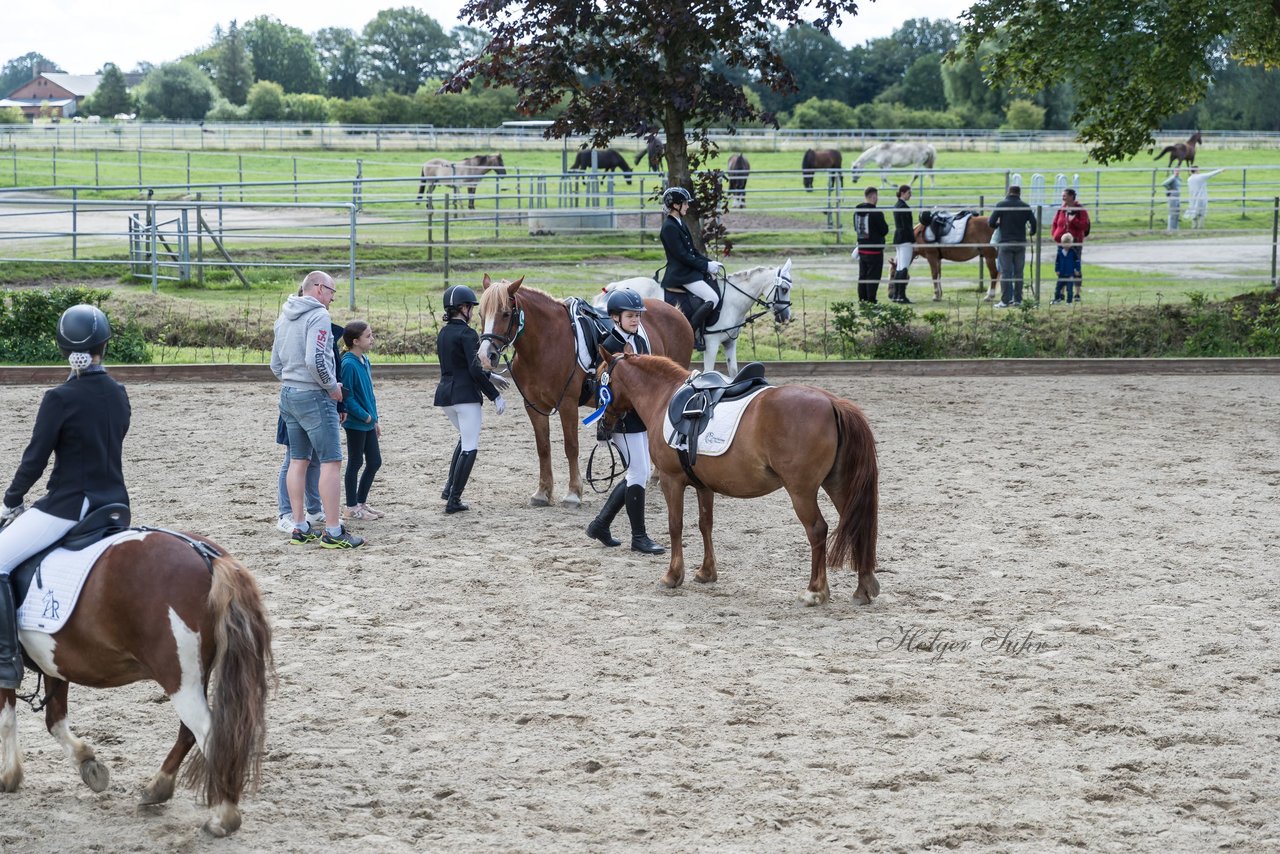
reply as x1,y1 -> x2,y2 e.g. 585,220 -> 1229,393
993,301 -> 1010,309
306,511 -> 325,525
276,515 -> 295,533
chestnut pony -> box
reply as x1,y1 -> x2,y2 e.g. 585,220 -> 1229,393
476,275 -> 693,507
910,215 -> 1002,302
0,532 -> 272,837
597,352 -> 880,606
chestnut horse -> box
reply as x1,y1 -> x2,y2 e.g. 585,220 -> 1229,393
596,352 -> 879,606
910,215 -> 1002,302
476,275 -> 693,507
1154,132 -> 1203,169
801,149 -> 843,190
0,531 -> 272,836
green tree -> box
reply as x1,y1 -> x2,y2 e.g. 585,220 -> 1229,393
244,16 -> 323,94
363,7 -> 456,95
246,80 -> 286,120
446,0 -> 865,249
957,0 -> 1280,161
216,19 -> 254,105
1002,98 -> 1045,130
787,96 -> 857,128
0,106 -> 24,123
759,24 -> 849,115
84,63 -> 132,116
315,27 -> 366,99
140,63 -> 216,120
0,52 -> 63,95
285,92 -> 330,122
941,42 -> 1007,127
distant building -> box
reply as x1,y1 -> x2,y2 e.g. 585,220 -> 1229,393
1,72 -> 143,120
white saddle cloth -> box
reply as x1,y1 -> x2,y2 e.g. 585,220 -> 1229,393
663,386 -> 773,457
922,213 -> 973,245
17,529 -> 151,634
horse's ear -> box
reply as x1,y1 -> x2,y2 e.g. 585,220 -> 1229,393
509,277 -> 525,294
781,258 -> 792,278
596,344 -> 611,363
482,273 -> 493,291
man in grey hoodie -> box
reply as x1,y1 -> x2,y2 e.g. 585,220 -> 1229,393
270,271 -> 364,548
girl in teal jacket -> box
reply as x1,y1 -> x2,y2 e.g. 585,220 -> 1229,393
340,321 -> 383,520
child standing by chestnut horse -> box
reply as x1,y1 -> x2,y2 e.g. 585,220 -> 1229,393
340,321 -> 383,521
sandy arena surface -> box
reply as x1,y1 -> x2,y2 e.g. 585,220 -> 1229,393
0,373 -> 1277,853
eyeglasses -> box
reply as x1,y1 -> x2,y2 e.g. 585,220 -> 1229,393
318,284 -> 337,294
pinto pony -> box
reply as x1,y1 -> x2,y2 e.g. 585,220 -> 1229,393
801,149 -> 843,190
597,352 -> 879,606
911,215 -> 1001,302
476,275 -> 691,507
1154,132 -> 1203,168
418,153 -> 507,208
0,532 -> 272,837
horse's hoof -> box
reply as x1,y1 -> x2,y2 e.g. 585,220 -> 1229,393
560,494 -> 582,509
528,495 -> 551,508
203,805 -> 242,837
693,569 -> 717,584
801,589 -> 830,607
80,759 -> 109,792
139,772 -> 175,805
659,574 -> 684,589
0,769 -> 22,793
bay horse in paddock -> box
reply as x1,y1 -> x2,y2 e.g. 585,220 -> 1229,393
569,148 -> 633,184
476,275 -> 692,507
1154,132 -> 1202,169
1,530 -> 272,837
801,148 -> 843,191
636,137 -> 665,172
910,215 -> 1002,302
726,153 -> 750,207
596,352 -> 879,605
417,153 -> 507,208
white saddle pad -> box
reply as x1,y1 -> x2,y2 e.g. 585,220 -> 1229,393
663,386 -> 773,457
17,529 -> 152,634
923,214 -> 973,245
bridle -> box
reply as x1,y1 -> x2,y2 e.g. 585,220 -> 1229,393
707,266 -> 793,338
582,350 -> 631,492
479,291 -> 580,418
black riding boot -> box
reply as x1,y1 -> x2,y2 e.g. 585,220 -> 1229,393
586,481 -> 627,547
625,485 -> 665,554
0,582 -> 24,690
444,450 -> 478,514
896,270 -> 912,303
440,441 -> 462,501
689,300 -> 714,351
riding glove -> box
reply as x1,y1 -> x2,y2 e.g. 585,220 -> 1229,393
706,261 -> 723,275
494,395 -> 507,416
489,372 -> 512,391
0,503 -> 24,525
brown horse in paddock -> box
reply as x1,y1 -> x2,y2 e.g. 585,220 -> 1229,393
801,148 -> 843,191
1,530 -> 272,837
476,275 -> 692,507
726,153 -> 750,208
596,352 -> 879,606
1154,132 -> 1203,169
417,153 -> 507,208
636,137 -> 665,172
569,148 -> 634,184
910,215 -> 1002,302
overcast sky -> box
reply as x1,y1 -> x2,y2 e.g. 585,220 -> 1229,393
6,0 -> 973,76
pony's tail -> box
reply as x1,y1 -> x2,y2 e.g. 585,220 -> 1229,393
827,398 -> 879,580
185,555 -> 274,807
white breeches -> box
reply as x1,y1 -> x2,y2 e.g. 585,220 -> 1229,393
611,431 -> 651,487
685,278 -> 719,307
895,243 -> 913,269
443,403 -> 484,452
0,505 -> 82,578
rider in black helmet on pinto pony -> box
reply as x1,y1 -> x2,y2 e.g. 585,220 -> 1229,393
659,186 -> 722,351
585,289 -> 664,555
0,305 -> 131,690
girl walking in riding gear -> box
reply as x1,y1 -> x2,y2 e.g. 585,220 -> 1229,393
340,321 -> 383,521
658,186 -> 721,351
434,284 -> 509,514
0,305 -> 130,689
585,289 -> 664,555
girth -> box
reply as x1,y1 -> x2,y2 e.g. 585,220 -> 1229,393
665,363 -> 769,487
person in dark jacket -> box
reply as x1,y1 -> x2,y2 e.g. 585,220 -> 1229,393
434,285 -> 510,514
988,185 -> 1038,307
340,320 -> 383,521
585,289 -> 664,555
853,187 -> 889,302
658,186 -> 723,350
887,184 -> 915,303
0,304 -> 130,689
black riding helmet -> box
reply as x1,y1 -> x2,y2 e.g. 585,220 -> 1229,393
605,288 -> 646,315
443,285 -> 479,309
662,186 -> 693,209
57,304 -> 112,355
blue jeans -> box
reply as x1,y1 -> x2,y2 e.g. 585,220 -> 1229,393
279,387 -> 342,463
277,446 -> 321,517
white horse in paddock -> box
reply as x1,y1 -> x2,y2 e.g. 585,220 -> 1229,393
850,142 -> 937,188
595,260 -> 793,376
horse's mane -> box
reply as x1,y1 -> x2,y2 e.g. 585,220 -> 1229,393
626,354 -> 690,385
477,278 -> 556,316
802,149 -> 814,169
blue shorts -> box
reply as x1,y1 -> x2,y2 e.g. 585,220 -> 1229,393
279,387 -> 342,463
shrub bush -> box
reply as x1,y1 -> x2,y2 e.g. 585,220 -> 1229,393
0,288 -> 150,364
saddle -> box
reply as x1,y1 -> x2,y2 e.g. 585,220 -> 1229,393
665,363 -> 769,486
923,209 -> 978,243
661,281 -> 723,330
10,504 -> 130,609
565,297 -> 615,405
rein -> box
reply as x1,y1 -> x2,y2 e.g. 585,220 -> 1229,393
484,294 -> 580,418
706,269 -> 792,339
